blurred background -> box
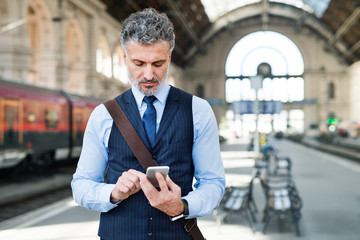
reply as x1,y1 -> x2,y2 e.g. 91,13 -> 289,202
0,0 -> 360,239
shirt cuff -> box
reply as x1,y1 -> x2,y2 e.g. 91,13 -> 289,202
100,183 -> 119,209
182,195 -> 196,218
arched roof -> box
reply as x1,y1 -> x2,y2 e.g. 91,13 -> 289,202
100,0 -> 360,67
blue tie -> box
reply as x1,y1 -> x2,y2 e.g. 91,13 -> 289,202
142,96 -> 157,147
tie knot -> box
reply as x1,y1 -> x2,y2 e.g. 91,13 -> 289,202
143,96 -> 157,104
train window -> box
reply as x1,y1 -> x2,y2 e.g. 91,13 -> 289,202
45,110 -> 58,128
75,113 -> 83,140
7,107 -> 14,130
328,82 -> 335,99
27,112 -> 36,123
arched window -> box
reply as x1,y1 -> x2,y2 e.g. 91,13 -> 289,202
65,19 -> 86,94
66,20 -> 83,65
96,36 -> 112,78
27,5 -> 41,81
26,0 -> 55,87
328,82 -> 335,99
113,46 -> 128,84
225,31 -> 305,134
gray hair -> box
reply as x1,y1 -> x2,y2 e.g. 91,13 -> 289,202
120,8 -> 175,53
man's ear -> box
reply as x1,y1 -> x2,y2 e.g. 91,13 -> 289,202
123,51 -> 127,62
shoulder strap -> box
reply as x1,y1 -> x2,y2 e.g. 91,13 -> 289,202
103,99 -> 206,240
103,99 -> 158,170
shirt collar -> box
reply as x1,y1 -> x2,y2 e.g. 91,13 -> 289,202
131,81 -> 170,108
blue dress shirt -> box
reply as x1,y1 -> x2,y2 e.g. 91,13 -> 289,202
71,81 -> 226,218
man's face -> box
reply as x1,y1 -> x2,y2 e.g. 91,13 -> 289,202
124,41 -> 172,96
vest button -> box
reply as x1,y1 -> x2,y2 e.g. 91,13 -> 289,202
149,217 -> 153,220
148,232 -> 152,236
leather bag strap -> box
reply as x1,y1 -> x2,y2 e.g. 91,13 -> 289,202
180,218 -> 206,240
103,99 -> 206,240
103,99 -> 158,170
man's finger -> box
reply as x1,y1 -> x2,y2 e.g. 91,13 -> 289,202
165,175 -> 182,196
141,175 -> 157,193
127,170 -> 145,189
117,185 -> 130,195
155,172 -> 169,192
123,178 -> 139,192
129,169 -> 146,178
141,176 -> 160,202
165,175 -> 175,187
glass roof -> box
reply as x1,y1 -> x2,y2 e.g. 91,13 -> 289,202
200,0 -> 331,22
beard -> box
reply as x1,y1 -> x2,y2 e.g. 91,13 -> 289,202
127,68 -> 168,96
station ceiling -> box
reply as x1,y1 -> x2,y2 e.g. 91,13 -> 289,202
100,0 -> 360,68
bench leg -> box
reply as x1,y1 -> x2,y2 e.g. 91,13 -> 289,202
249,198 -> 258,213
262,207 -> 269,222
291,211 -> 301,236
262,212 -> 272,234
248,204 -> 257,223
245,208 -> 256,233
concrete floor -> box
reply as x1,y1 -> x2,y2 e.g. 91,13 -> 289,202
1,137 -> 360,240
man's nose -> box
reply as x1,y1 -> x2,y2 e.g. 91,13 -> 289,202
143,65 -> 155,80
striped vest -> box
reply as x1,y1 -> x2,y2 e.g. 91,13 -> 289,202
98,86 -> 194,240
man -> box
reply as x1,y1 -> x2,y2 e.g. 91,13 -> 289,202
71,8 -> 225,240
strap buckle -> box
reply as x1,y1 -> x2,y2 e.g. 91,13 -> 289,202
183,219 -> 196,233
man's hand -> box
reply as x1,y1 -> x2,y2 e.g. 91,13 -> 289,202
110,169 -> 145,203
140,172 -> 184,216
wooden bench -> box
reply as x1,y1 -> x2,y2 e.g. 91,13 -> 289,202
261,145 -> 292,176
261,176 -> 303,236
214,183 -> 257,233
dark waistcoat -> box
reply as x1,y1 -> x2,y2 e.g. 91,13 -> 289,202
98,86 -> 194,240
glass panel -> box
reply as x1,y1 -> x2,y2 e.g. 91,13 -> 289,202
226,79 -> 241,102
45,109 -> 58,128
289,109 -> 304,133
201,0 -> 330,21
200,0 -> 260,21
226,31 -> 304,76
4,105 -> 19,145
272,77 -> 289,102
288,77 -> 304,101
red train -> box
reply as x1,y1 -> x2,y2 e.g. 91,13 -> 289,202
0,78 -> 101,171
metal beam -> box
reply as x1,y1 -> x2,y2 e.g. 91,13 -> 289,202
261,0 -> 270,30
125,0 -> 141,11
344,39 -> 360,58
165,0 -> 206,54
327,6 -> 360,45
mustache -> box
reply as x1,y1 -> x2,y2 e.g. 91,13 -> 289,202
138,78 -> 160,83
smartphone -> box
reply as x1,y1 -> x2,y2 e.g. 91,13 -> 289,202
146,166 -> 169,188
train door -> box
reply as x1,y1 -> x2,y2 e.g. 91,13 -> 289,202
73,108 -> 85,142
71,107 -> 85,158
0,99 -> 23,147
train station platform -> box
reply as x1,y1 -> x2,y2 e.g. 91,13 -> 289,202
1,137 -> 360,240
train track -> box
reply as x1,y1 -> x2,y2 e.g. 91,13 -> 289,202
301,137 -> 360,162
0,186 -> 72,223
0,164 -> 76,224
